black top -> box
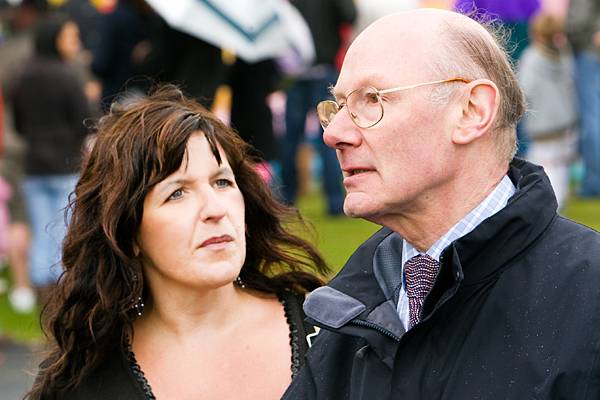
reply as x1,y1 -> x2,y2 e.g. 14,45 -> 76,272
10,57 -> 90,175
61,291 -> 314,400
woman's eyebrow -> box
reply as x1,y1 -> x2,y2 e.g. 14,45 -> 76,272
155,177 -> 189,195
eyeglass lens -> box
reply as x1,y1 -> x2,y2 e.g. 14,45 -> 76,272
347,87 -> 383,128
316,101 -> 339,129
317,87 -> 384,129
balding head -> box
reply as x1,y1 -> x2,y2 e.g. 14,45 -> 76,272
343,9 -> 525,161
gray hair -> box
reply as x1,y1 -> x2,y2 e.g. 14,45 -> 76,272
429,16 -> 526,161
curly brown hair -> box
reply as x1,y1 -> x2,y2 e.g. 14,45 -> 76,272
26,85 -> 329,399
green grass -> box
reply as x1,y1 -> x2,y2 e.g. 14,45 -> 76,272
295,193 -> 379,271
0,267 -> 41,343
0,191 -> 597,343
563,197 -> 600,231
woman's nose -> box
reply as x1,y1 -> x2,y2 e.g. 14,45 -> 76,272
199,190 -> 227,222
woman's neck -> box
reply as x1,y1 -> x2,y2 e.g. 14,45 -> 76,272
134,283 -> 252,340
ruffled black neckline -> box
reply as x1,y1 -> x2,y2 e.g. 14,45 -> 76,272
127,292 -> 300,399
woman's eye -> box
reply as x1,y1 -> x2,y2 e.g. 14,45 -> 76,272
215,179 -> 233,188
167,189 -> 183,201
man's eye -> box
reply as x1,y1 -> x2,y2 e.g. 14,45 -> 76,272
167,189 -> 183,201
215,179 -> 233,188
364,92 -> 379,104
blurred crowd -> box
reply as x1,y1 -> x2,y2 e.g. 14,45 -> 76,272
0,0 -> 596,316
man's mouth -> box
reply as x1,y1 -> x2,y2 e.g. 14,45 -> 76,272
345,169 -> 372,177
350,169 -> 370,176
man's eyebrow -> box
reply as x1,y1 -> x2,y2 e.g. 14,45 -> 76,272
328,84 -> 339,98
329,74 -> 391,99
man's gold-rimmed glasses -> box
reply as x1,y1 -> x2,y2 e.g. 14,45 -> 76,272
316,78 -> 471,129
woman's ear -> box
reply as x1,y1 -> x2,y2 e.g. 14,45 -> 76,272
452,79 -> 499,145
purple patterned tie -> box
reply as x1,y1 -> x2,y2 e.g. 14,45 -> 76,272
404,254 -> 440,328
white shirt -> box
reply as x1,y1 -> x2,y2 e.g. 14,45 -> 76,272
397,175 -> 517,330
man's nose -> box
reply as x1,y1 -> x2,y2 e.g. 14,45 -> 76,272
322,111 -> 361,150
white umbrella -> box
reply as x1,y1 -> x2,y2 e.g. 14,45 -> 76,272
145,0 -> 315,65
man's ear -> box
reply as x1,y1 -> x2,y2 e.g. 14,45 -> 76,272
452,79 -> 499,145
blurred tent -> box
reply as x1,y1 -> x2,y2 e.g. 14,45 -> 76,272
354,0 -> 419,37
145,0 -> 314,65
0,0 -> 23,6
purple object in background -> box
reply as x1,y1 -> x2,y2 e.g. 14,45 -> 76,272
454,0 -> 540,22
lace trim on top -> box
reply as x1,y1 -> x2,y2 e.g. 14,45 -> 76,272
127,293 -> 300,399
127,339 -> 157,400
278,292 -> 303,379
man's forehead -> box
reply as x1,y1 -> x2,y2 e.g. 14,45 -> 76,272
333,40 -> 425,96
333,11 -> 447,95
332,71 -> 389,97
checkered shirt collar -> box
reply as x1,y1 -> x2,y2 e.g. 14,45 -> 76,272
402,175 -> 516,265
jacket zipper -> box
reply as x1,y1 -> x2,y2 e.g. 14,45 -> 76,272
350,319 -> 401,341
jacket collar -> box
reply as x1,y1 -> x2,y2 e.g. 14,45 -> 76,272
304,159 -> 557,354
304,228 -> 405,366
450,158 -> 557,284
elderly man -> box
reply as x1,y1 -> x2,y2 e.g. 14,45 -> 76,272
283,9 -> 600,400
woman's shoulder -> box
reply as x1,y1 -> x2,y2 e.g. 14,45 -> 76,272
57,346 -> 148,400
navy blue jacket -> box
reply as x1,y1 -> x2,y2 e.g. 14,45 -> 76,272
284,159 -> 600,399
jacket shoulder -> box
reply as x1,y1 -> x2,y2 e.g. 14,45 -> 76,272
284,329 -> 366,400
552,216 -> 600,255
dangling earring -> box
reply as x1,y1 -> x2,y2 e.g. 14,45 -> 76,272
234,276 -> 246,288
132,296 -> 145,316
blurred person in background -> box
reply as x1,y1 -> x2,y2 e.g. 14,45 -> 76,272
56,0 -> 104,52
88,1 -> 227,113
279,0 -> 356,216
229,58 -> 281,174
518,12 -> 578,210
0,88 -> 9,261
138,21 -> 226,109
566,0 -> 600,198
9,14 -> 91,305
90,0 -> 154,110
0,0 -> 48,313
26,85 -> 328,399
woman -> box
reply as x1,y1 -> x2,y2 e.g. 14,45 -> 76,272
26,85 -> 329,399
10,15 -> 90,302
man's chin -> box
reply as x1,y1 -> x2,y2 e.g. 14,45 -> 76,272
343,195 -> 381,221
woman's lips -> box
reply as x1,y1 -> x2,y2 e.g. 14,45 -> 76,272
199,234 -> 234,248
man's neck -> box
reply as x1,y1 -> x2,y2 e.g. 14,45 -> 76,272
384,164 -> 508,252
